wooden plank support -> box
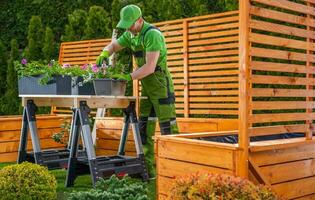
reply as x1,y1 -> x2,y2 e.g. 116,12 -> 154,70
183,19 -> 189,118
238,0 -> 250,178
248,157 -> 271,186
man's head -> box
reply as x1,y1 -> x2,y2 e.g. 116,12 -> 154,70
116,4 -> 143,34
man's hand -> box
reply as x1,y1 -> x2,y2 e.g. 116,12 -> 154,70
96,50 -> 109,67
111,73 -> 132,81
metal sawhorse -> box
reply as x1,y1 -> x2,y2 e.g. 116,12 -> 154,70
17,98 -> 85,169
17,95 -> 148,186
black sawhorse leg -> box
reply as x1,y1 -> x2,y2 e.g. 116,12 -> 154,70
66,101 -> 148,187
118,102 -> 149,181
17,100 -> 43,164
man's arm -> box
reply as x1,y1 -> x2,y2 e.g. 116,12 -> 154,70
103,40 -> 124,56
131,51 -> 160,80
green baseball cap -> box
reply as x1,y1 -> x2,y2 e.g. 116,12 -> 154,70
116,4 -> 142,29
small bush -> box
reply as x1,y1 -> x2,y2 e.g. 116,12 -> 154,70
169,173 -> 280,200
68,175 -> 149,200
0,162 -> 57,200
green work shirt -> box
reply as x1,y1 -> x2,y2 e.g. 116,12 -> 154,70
117,21 -> 168,70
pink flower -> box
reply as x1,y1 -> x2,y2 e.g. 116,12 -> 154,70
62,63 -> 70,68
21,58 -> 27,65
92,64 -> 99,72
48,63 -> 52,67
80,64 -> 88,70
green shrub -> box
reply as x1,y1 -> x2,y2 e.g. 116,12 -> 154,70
169,173 -> 280,200
0,162 -> 57,200
61,9 -> 87,42
84,5 -> 111,40
26,16 -> 44,61
42,26 -> 56,62
68,175 -> 149,200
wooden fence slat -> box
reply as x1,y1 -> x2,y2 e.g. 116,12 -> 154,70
188,23 -> 239,34
174,90 -> 238,96
250,61 -> 315,74
188,50 -> 239,59
249,124 -> 308,136
188,70 -> 239,77
186,76 -> 239,84
250,6 -> 315,28
252,0 -> 315,16
189,63 -> 238,71
251,88 -> 315,97
251,75 -> 314,86
251,101 -> 315,110
250,20 -> 315,40
176,97 -> 239,102
189,56 -> 239,65
188,16 -> 239,27
250,33 -> 313,51
189,42 -> 238,52
189,29 -> 238,40
251,47 -> 315,62
188,36 -> 239,46
189,110 -> 238,115
250,113 -> 314,123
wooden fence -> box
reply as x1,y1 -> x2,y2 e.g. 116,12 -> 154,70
57,11 -> 240,118
156,0 -> 315,199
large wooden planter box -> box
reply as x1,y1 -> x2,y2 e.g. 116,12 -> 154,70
0,114 -> 71,162
156,133 -> 315,200
95,117 -> 238,156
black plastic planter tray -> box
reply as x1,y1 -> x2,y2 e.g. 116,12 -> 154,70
71,76 -> 95,95
93,79 -> 127,96
18,75 -> 72,95
198,132 -> 305,144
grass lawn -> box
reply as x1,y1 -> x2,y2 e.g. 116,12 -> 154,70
0,162 -> 156,200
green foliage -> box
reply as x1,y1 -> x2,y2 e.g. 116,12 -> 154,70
61,9 -> 88,42
43,26 -> 56,61
52,120 -> 71,144
0,162 -> 57,200
68,175 -> 149,200
26,16 -> 44,61
170,173 -> 280,200
0,41 -> 7,95
84,6 -> 111,39
0,39 -> 20,115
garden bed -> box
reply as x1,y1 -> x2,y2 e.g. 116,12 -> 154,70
0,114 -> 71,162
156,132 -> 315,200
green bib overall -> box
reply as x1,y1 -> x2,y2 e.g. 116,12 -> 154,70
117,21 -> 179,177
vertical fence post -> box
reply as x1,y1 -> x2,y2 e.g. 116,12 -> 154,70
238,0 -> 250,178
306,1 -> 314,140
183,20 -> 189,118
132,56 -> 140,114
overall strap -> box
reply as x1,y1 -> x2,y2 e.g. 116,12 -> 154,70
141,26 -> 160,45
133,26 -> 161,58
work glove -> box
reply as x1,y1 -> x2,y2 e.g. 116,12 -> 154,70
96,50 -> 109,67
111,73 -> 132,81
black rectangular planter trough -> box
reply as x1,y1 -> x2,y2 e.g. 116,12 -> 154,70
18,75 -> 72,95
93,79 -> 127,96
71,77 -> 95,95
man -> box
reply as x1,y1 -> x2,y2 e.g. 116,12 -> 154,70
96,4 -> 178,177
